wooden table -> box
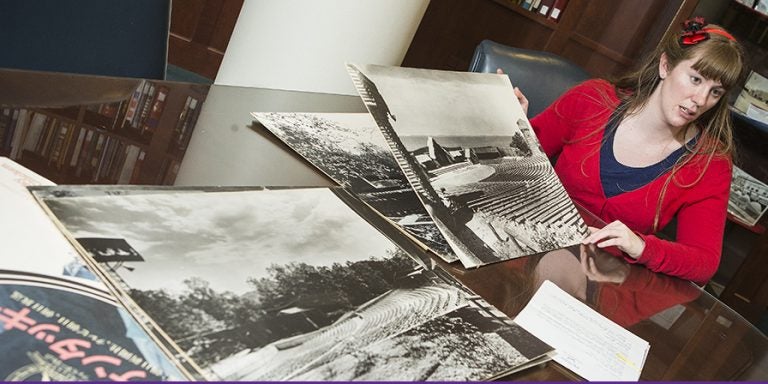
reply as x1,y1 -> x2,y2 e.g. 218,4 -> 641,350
3,68 -> 768,381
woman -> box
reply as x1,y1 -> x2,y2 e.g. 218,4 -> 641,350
517,19 -> 746,285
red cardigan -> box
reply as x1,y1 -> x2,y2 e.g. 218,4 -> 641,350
530,79 -> 732,285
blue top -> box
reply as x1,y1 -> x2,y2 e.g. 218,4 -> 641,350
600,116 -> 696,198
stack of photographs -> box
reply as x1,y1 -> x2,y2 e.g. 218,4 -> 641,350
11,63 -> 594,380
254,64 -> 587,268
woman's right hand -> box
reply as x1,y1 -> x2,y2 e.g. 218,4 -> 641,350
582,221 -> 646,259
496,68 -> 529,115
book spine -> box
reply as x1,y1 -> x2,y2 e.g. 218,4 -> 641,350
36,118 -> 59,158
171,97 -> 201,152
530,0 -> 542,12
537,0 -> 555,17
117,145 -> 141,184
548,0 -> 568,21
161,158 -> 181,185
68,127 -> 87,168
75,129 -> 95,178
47,123 -> 71,168
94,136 -> 114,182
179,98 -> 201,150
141,86 -> 170,136
107,141 -> 127,183
8,109 -> 29,159
122,80 -> 146,129
21,113 -> 49,154
99,102 -> 120,120
136,83 -> 157,132
0,108 -> 13,152
130,150 -> 147,183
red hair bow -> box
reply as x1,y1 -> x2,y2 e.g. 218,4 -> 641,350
680,17 -> 709,45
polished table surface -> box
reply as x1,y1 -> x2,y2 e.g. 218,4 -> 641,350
451,208 -> 768,381
2,68 -> 768,381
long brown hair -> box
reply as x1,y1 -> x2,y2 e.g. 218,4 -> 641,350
609,22 -> 746,231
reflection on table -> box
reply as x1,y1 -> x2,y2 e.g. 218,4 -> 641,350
1,68 -> 767,381
442,230 -> 768,380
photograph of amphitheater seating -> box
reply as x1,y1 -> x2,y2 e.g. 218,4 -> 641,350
253,112 -> 458,263
34,186 -> 552,381
347,63 -> 588,268
729,166 -> 768,226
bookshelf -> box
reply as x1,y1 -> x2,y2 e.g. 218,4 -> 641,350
716,110 -> 768,325
0,79 -> 208,185
722,0 -> 768,76
402,0 -> 700,78
499,0 -> 570,24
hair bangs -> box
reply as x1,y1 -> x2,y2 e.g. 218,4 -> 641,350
691,44 -> 743,89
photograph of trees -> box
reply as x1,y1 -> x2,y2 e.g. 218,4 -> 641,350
34,186 -> 550,380
254,112 -> 457,262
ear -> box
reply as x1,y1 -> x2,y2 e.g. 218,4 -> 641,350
659,52 -> 669,79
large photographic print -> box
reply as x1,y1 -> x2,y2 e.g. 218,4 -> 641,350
347,64 -> 587,268
253,112 -> 457,263
33,186 -> 551,380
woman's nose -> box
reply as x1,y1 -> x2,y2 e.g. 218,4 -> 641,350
691,87 -> 708,107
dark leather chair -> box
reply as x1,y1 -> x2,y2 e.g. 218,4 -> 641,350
0,0 -> 170,80
468,39 -> 590,117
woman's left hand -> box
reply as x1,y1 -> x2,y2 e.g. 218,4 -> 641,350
582,220 -> 646,259
496,68 -> 529,115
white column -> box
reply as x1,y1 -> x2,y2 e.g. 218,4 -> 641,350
215,0 -> 430,96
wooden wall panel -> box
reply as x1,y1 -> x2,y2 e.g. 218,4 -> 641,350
168,0 -> 243,80
403,0 -> 555,71
403,0 -> 698,79
572,0 -> 666,58
560,41 -> 623,79
170,0 -> 205,38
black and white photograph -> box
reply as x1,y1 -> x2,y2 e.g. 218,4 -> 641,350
757,0 -> 768,16
729,166 -> 768,226
33,186 -> 552,381
253,112 -> 457,263
346,63 -> 587,268
734,70 -> 768,124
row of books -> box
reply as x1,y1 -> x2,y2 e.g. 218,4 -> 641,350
0,108 -> 147,184
89,80 -> 170,138
168,95 -> 202,156
89,82 -> 202,156
516,0 -> 569,21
